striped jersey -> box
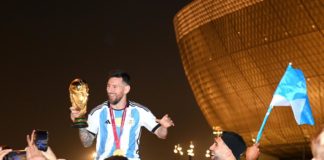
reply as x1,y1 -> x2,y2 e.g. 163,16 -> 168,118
87,101 -> 160,160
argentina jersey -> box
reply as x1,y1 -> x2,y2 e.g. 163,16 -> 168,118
87,101 -> 160,160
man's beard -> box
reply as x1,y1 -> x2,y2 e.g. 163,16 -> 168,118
108,94 -> 122,105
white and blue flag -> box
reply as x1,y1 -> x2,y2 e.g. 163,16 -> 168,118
256,64 -> 314,142
269,64 -> 314,125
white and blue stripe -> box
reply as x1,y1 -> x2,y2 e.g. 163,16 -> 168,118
87,101 -> 159,160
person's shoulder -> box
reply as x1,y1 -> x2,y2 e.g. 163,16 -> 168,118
89,101 -> 108,115
129,101 -> 151,112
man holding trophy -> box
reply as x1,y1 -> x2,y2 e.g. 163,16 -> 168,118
69,70 -> 174,160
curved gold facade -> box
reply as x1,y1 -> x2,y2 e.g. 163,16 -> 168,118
174,0 -> 324,158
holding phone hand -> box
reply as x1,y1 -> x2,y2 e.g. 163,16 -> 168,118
0,147 -> 12,160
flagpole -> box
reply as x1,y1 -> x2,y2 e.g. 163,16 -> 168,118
256,105 -> 273,143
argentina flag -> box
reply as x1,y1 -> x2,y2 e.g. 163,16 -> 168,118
269,64 -> 315,125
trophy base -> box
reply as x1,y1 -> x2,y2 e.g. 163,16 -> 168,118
72,118 -> 88,128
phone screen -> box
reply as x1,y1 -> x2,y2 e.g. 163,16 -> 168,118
34,130 -> 48,151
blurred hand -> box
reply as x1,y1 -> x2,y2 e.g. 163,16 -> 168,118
0,147 -> 12,160
41,146 -> 57,160
246,143 -> 260,160
156,114 -> 175,128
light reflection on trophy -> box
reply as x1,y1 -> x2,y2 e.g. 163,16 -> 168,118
69,78 -> 89,128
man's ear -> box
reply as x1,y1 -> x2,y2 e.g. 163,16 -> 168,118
124,85 -> 130,94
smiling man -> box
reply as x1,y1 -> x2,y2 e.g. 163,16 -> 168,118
70,70 -> 174,160
209,131 -> 260,160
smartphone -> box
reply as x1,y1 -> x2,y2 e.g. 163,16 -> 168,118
3,150 -> 26,160
34,130 -> 48,151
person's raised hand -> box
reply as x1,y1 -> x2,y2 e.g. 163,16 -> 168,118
40,146 -> 57,160
246,143 -> 260,160
26,130 -> 46,160
156,114 -> 175,128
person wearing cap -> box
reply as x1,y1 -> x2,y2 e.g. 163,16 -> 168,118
209,131 -> 260,160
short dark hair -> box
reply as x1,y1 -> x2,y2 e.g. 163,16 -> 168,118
108,70 -> 131,85
104,155 -> 128,160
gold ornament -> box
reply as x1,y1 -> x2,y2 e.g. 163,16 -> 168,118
69,78 -> 89,128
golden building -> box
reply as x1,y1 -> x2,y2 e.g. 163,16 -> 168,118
174,0 -> 324,159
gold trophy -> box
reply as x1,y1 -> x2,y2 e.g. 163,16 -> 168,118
69,78 -> 89,128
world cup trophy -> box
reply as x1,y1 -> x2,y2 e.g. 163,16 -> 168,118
69,78 -> 89,128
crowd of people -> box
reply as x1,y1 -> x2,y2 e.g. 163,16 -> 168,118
1,70 -> 324,160
1,126 -> 324,160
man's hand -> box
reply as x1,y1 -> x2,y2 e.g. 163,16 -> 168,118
70,106 -> 82,122
246,143 -> 260,160
154,114 -> 174,139
156,114 -> 175,128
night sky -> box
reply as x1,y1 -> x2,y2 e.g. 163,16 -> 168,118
0,1 -> 212,160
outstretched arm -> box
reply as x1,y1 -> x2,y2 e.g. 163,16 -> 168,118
155,114 -> 174,139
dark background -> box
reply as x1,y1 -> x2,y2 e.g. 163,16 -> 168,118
0,1 -> 212,160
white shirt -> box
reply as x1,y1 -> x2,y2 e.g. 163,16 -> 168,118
87,101 -> 160,160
